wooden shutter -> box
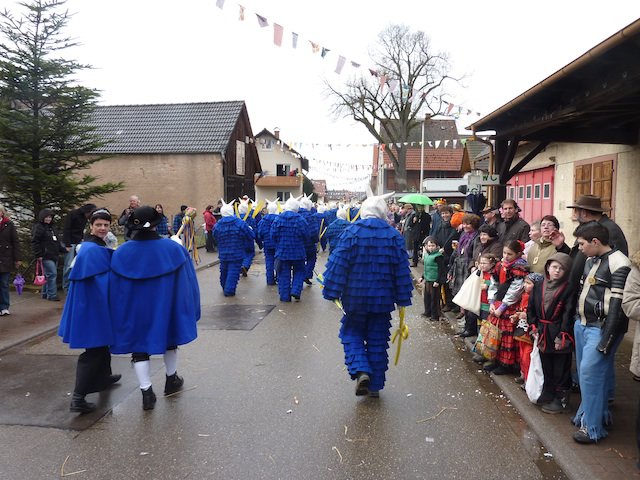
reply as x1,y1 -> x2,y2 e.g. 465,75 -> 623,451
592,160 -> 613,212
574,164 -> 592,198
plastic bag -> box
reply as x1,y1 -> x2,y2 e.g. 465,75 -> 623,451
525,337 -> 544,403
452,270 -> 482,315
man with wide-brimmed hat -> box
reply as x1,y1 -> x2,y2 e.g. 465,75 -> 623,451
480,205 -> 501,228
566,194 -> 627,256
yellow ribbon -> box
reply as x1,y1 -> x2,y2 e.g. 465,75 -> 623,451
351,208 -> 361,222
391,307 -> 409,365
252,200 -> 264,218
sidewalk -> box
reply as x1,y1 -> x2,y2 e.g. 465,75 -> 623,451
0,248 -> 219,354
407,263 -> 640,480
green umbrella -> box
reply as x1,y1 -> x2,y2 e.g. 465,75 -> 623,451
397,193 -> 434,206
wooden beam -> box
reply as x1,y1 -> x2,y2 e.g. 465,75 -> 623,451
505,141 -> 550,183
499,137 -> 519,180
524,127 -> 638,145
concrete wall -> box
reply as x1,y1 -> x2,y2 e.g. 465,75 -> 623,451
512,142 -> 640,255
85,153 -> 224,226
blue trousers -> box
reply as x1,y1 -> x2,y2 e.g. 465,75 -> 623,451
42,259 -> 58,300
572,319 -> 623,441
339,312 -> 392,392
219,260 -> 242,296
277,259 -> 305,301
264,248 -> 276,285
62,245 -> 76,291
242,248 -> 255,270
304,247 -> 317,280
0,272 -> 10,310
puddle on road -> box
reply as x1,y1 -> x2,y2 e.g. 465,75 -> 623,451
441,320 -> 569,480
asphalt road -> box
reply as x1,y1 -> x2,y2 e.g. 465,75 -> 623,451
0,252 -> 567,479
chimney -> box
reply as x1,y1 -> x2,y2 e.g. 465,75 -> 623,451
274,127 -> 280,140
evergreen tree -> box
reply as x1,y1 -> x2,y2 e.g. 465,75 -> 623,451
0,0 -> 123,227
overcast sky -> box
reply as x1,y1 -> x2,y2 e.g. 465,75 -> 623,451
5,0 -> 640,189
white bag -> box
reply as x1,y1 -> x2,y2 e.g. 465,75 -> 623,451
525,337 -> 544,403
452,269 -> 482,315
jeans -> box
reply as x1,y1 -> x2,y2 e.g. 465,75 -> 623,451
42,259 -> 58,300
0,272 -> 10,310
572,319 -> 623,440
62,245 -> 77,291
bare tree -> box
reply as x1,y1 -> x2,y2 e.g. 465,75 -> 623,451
327,24 -> 458,191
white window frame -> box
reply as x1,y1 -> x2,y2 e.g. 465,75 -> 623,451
508,186 -> 515,199
543,183 -> 551,199
526,185 -> 532,199
518,186 -> 524,200
235,140 -> 246,176
534,184 -> 541,199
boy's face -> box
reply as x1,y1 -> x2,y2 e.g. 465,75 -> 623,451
478,258 -> 494,272
425,241 -> 438,253
524,279 -> 534,293
90,218 -> 111,239
547,260 -> 565,281
577,237 -> 598,257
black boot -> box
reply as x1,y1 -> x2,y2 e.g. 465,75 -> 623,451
164,373 -> 184,395
70,393 -> 96,414
355,372 -> 370,396
142,386 -> 157,410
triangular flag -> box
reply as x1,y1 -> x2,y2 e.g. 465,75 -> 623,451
335,55 -> 346,74
379,75 -> 387,88
446,103 -> 454,115
273,23 -> 283,46
321,47 -> 330,58
351,61 -> 360,68
435,140 -> 441,148
216,0 -> 225,9
388,79 -> 399,93
427,141 -> 433,147
369,68 -> 378,77
238,4 -> 245,20
292,32 -> 298,49
256,14 -> 268,28
309,41 -> 320,53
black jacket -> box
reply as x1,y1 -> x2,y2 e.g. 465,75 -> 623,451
31,209 -> 66,261
0,219 -> 20,273
63,208 -> 90,246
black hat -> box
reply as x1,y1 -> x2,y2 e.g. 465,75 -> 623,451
127,205 -> 162,230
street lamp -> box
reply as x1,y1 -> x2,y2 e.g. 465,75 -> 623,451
419,117 -> 425,194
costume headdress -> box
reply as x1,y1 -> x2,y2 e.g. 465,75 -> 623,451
360,187 -> 395,220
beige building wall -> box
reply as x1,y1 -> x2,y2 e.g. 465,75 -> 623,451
85,153 -> 224,227
254,143 -> 304,201
513,142 -> 640,255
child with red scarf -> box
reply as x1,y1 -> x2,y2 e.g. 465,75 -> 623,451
484,240 -> 529,375
511,273 -> 544,384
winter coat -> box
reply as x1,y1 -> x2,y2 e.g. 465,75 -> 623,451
0,217 -> 20,273
527,238 -> 570,274
31,209 -> 66,261
473,237 -> 503,266
622,251 -> 640,376
496,215 -> 530,244
527,252 -> 573,354
270,211 -> 309,261
62,208 -> 90,246
212,216 -> 255,261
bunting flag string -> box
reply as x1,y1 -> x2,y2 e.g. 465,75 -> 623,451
213,1 -> 484,119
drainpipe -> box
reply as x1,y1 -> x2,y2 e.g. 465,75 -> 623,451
470,132 -> 494,206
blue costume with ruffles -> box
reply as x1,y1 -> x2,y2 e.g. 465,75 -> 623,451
240,214 -> 258,270
270,210 -> 309,301
257,213 -> 278,285
213,216 -> 255,295
322,218 -> 413,392
298,208 -> 321,281
59,241 -> 113,348
109,236 -> 200,355
324,218 -> 350,252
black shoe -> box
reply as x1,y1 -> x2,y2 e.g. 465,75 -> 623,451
108,374 -> 122,385
536,391 -> 555,405
483,362 -> 498,372
456,330 -> 475,338
142,386 -> 157,410
223,292 -> 235,297
492,366 -> 511,375
48,297 -> 61,302
430,317 -> 440,322
241,267 -> 248,277
164,373 -> 184,395
542,398 -> 569,414
304,278 -> 313,285
70,394 -> 96,414
573,427 -> 597,444
355,372 -> 370,396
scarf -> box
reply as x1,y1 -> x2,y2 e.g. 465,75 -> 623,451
457,230 -> 476,256
0,216 -> 10,230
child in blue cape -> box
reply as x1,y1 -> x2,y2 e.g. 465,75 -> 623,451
256,200 -> 279,285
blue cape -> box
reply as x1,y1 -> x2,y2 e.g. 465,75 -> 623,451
58,242 -> 114,348
109,238 -> 200,355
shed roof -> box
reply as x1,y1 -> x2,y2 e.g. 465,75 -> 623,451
375,147 -> 464,172
88,101 -> 246,154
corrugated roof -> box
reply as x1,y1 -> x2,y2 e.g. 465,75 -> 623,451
87,101 -> 246,154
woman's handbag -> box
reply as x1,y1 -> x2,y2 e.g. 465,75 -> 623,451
525,336 -> 545,403
452,270 -> 482,315
474,319 -> 501,361
33,259 -> 46,286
